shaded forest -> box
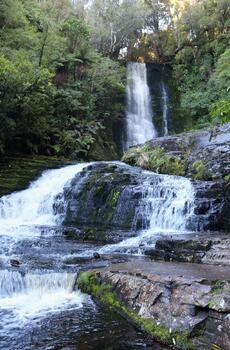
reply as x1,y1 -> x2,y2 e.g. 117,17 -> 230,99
0,0 -> 229,159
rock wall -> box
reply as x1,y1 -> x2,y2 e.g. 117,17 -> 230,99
62,163 -> 142,233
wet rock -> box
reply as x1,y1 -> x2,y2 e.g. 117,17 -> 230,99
146,236 -> 230,266
81,260 -> 230,350
10,259 -> 20,267
59,162 -> 230,235
93,252 -> 101,259
155,239 -> 212,251
63,228 -> 82,240
122,122 -> 230,181
60,163 -> 146,235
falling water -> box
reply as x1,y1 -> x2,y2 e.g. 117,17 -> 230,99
0,270 -> 83,319
133,172 -> 195,232
0,160 -> 197,347
161,81 -> 169,136
99,168 -> 196,255
0,163 -> 89,232
0,163 -> 90,340
124,62 -> 157,149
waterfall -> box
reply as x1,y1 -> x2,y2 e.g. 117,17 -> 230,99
0,270 -> 84,323
99,170 -> 196,255
124,62 -> 157,149
0,164 -> 89,327
0,161 -> 196,308
0,163 -> 89,232
133,172 -> 195,232
161,81 -> 169,136
0,270 -> 77,298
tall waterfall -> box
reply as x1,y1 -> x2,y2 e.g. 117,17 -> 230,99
161,81 -> 169,136
124,62 -> 157,149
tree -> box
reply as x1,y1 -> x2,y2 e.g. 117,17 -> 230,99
82,0 -> 145,58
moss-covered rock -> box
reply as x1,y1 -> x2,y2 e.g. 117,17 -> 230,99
77,260 -> 230,350
77,271 -> 195,350
122,123 -> 230,181
59,161 -> 230,234
0,155 -> 71,197
62,163 -> 141,233
122,146 -> 186,176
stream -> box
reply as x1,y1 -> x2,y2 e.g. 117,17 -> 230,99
0,163 -> 177,350
0,163 -> 196,350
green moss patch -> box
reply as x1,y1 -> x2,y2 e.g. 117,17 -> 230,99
191,160 -> 212,180
122,146 -> 186,176
0,155 -> 71,197
77,271 -> 195,350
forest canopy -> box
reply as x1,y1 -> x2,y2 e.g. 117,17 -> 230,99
0,0 -> 229,159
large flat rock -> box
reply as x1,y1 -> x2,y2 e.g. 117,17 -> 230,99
90,259 -> 230,349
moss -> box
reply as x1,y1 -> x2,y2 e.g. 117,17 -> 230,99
208,300 -> 216,309
0,155 -> 71,197
224,174 -> 230,182
108,189 -> 120,207
88,130 -> 119,161
122,146 -> 186,177
191,160 -> 212,180
77,271 -> 195,350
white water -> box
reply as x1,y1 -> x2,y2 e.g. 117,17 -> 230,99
0,163 -> 89,236
0,161 -> 196,330
0,270 -> 86,335
81,170 -> 196,256
161,81 -> 169,136
124,62 -> 157,149
0,163 -> 89,331
135,172 -> 195,232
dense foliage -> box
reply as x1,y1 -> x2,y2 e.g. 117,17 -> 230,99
0,0 -> 125,158
0,0 -> 229,159
80,0 -> 230,128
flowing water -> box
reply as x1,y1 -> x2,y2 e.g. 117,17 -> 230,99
0,163 -> 175,350
98,168 -> 195,256
124,62 -> 157,149
161,81 -> 169,136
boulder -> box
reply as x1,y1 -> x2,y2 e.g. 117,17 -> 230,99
145,236 -> 230,266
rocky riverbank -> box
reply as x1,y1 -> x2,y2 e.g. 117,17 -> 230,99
78,258 -> 230,350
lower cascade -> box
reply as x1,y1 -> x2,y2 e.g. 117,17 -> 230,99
0,271 -> 77,298
0,161 -> 224,349
0,163 -> 89,230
